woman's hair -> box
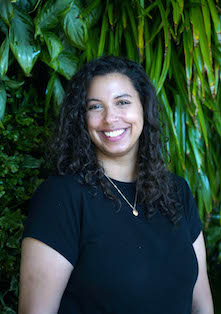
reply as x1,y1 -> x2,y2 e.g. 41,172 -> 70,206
45,55 -> 182,224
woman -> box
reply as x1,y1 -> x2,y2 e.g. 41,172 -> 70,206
19,56 -> 214,314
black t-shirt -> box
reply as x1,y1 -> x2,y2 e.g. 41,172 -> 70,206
22,173 -> 203,314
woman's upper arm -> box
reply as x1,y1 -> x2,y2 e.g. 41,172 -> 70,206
192,231 -> 214,314
19,237 -> 74,314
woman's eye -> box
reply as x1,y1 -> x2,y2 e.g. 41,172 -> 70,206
117,100 -> 130,106
87,104 -> 102,111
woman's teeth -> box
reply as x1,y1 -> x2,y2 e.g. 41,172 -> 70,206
103,129 -> 126,137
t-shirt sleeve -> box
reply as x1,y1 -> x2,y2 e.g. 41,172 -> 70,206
182,178 -> 203,243
21,175 -> 81,267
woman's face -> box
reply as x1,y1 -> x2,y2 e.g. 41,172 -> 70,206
86,73 -> 144,161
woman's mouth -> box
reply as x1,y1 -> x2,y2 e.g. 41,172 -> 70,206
103,129 -> 126,137
100,128 -> 128,141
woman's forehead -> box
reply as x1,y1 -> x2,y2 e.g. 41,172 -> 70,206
87,73 -> 138,98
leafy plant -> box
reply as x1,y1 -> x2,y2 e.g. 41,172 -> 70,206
0,107 -> 48,312
0,0 -> 220,312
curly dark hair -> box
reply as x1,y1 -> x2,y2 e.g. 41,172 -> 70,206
45,55 -> 182,224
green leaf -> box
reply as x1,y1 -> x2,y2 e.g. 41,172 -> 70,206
107,2 -> 114,26
142,2 -> 157,17
156,38 -> 171,94
0,0 -> 14,26
124,28 -> 136,61
144,19 -> 152,75
171,0 -> 180,35
156,0 -> 169,49
191,6 -> 215,97
34,0 -> 73,37
207,226 -> 221,247
85,27 -> 99,59
126,4 -> 138,45
0,83 -> 7,121
201,0 -> 211,47
187,118 -> 204,173
108,30 -> 114,56
42,50 -> 78,80
9,7 -> 41,76
193,46 -> 205,102
62,2 -> 88,50
3,76 -> 24,89
207,0 -> 221,44
98,12 -> 108,57
199,173 -> 212,213
43,32 -> 64,61
0,37 -> 9,78
21,154 -> 43,168
160,87 -> 185,170
0,19 -> 8,35
45,72 -> 56,121
174,94 -> 186,157
15,0 -> 40,13
53,75 -> 65,114
151,35 -> 163,86
79,0 -> 102,28
183,26 -> 193,100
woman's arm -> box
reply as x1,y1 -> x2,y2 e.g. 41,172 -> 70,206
192,231 -> 214,314
19,237 -> 74,314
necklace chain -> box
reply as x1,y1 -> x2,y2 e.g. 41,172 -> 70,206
104,174 -> 139,216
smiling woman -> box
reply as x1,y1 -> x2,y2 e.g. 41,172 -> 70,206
86,73 -> 144,169
19,56 -> 214,314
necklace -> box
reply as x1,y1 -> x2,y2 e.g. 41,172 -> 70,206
104,174 -> 139,216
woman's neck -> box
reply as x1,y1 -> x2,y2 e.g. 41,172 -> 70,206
97,154 -> 137,182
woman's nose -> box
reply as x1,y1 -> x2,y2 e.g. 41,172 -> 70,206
103,106 -> 119,123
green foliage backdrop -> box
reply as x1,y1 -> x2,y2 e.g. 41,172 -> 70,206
0,0 -> 220,312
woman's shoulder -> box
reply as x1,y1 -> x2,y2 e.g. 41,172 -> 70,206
34,173 -> 90,197
167,172 -> 187,192
167,172 -> 196,206
169,172 -> 193,195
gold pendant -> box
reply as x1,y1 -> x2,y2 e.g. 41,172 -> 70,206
132,209 -> 138,216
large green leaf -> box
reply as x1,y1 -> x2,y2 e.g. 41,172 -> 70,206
41,50 -> 78,80
9,7 -> 41,76
34,0 -> 73,37
45,73 -> 65,119
43,32 -> 64,61
0,82 -> 6,121
0,37 -> 9,78
0,0 -> 14,26
61,2 -> 88,50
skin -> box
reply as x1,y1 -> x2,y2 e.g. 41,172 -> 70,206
192,232 -> 214,313
86,73 -> 144,182
18,73 -> 214,314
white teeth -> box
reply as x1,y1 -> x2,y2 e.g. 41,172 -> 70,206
104,129 -> 126,137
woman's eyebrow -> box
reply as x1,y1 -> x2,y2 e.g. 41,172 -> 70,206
87,94 -> 132,103
114,94 -> 132,99
87,98 -> 101,103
